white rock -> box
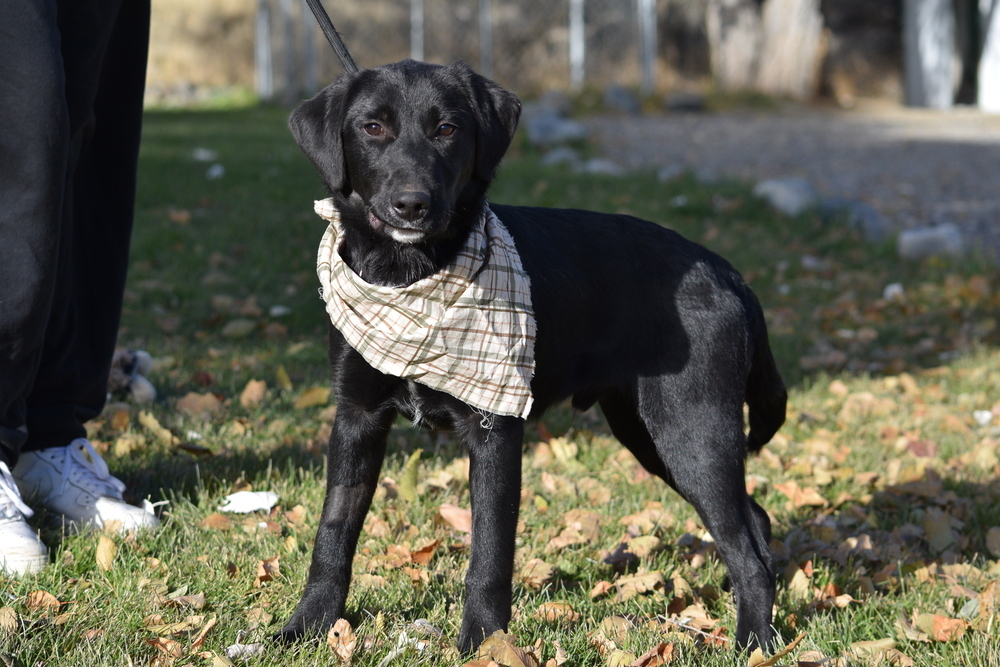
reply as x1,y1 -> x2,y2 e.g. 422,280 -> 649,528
753,177 -> 818,216
897,224 -> 964,260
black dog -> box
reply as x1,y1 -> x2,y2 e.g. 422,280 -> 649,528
279,59 -> 787,654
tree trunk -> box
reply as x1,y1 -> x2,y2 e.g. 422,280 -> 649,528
903,0 -> 956,108
980,0 -> 1000,111
756,0 -> 825,100
706,0 -> 763,90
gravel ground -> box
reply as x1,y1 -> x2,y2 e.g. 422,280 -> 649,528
583,102 -> 1000,262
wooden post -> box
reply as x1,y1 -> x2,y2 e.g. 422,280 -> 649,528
756,0 -> 825,100
705,0 -> 762,91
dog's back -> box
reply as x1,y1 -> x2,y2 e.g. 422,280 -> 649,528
492,203 -> 786,452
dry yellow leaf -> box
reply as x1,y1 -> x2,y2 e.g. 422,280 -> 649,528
239,379 -> 267,409
327,618 -> 357,663
519,558 -> 556,590
478,630 -> 539,667
139,411 -> 177,444
439,504 -> 473,533
0,607 -> 19,634
96,535 -> 117,572
200,513 -> 233,530
295,386 -> 330,409
985,526 -> 1000,558
176,392 -> 222,418
254,555 -> 280,588
275,364 -> 293,391
534,602 -> 580,623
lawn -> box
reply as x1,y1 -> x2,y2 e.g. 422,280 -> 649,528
1,104 -> 999,667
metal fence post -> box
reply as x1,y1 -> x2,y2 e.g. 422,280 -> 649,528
638,0 -> 656,95
480,0 -> 494,78
255,0 -> 274,100
411,0 -> 425,61
570,0 -> 585,91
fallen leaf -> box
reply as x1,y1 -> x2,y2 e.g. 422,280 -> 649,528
747,632 -> 804,667
590,581 -> 614,598
923,508 -> 957,554
247,607 -> 274,630
191,616 -> 217,649
849,638 -> 896,658
254,556 -> 280,588
221,318 -> 256,338
774,481 -> 828,509
146,637 -> 185,657
614,570 -> 666,601
519,558 -> 556,590
0,608 -> 19,634
165,593 -> 206,610
534,602 -> 580,623
477,630 -> 539,667
239,380 -> 267,409
399,448 -> 423,502
626,535 -> 663,559
914,613 -> 966,641
986,526 -> 1000,558
176,392 -> 222,418
139,411 -> 177,444
275,365 -> 293,391
96,536 -> 117,572
439,504 -> 473,533
631,642 -> 675,666
295,386 -> 330,409
327,618 -> 357,663
200,513 -> 234,530
410,539 -> 440,566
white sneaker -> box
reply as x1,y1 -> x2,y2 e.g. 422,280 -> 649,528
13,438 -> 159,532
0,462 -> 48,575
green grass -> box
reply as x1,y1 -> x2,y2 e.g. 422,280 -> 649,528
2,106 -> 999,667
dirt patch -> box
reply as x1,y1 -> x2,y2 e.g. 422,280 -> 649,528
585,101 -> 1000,261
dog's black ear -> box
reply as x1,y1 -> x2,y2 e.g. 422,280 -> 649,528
457,64 -> 521,182
289,74 -> 355,193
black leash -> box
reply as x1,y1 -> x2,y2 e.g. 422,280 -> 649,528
303,0 -> 359,74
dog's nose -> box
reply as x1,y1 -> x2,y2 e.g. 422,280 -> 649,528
391,191 -> 431,222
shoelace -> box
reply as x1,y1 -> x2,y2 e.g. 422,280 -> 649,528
60,438 -> 126,499
0,461 -> 33,518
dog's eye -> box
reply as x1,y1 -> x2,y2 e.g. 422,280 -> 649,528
436,123 -> 457,137
363,122 -> 384,137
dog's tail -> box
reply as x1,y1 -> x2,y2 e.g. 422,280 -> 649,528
743,291 -> 787,453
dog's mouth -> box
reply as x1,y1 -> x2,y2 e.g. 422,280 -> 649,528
367,209 -> 428,245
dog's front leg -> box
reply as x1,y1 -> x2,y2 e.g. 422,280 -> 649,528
277,399 -> 395,641
457,414 -> 524,654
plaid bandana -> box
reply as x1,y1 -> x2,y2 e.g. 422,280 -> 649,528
315,198 -> 536,419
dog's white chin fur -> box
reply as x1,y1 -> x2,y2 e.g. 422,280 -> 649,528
387,227 -> 425,244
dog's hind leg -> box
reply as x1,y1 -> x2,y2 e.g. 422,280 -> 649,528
277,381 -> 396,641
599,388 -> 668,481
636,375 -> 776,653
456,413 -> 524,654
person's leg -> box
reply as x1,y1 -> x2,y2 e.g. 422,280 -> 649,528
11,0 -> 158,533
0,0 -> 69,467
24,0 -> 146,449
0,0 -> 69,575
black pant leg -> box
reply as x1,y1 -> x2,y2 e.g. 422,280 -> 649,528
24,0 -> 151,452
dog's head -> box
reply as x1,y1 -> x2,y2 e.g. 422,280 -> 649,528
290,60 -> 520,245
